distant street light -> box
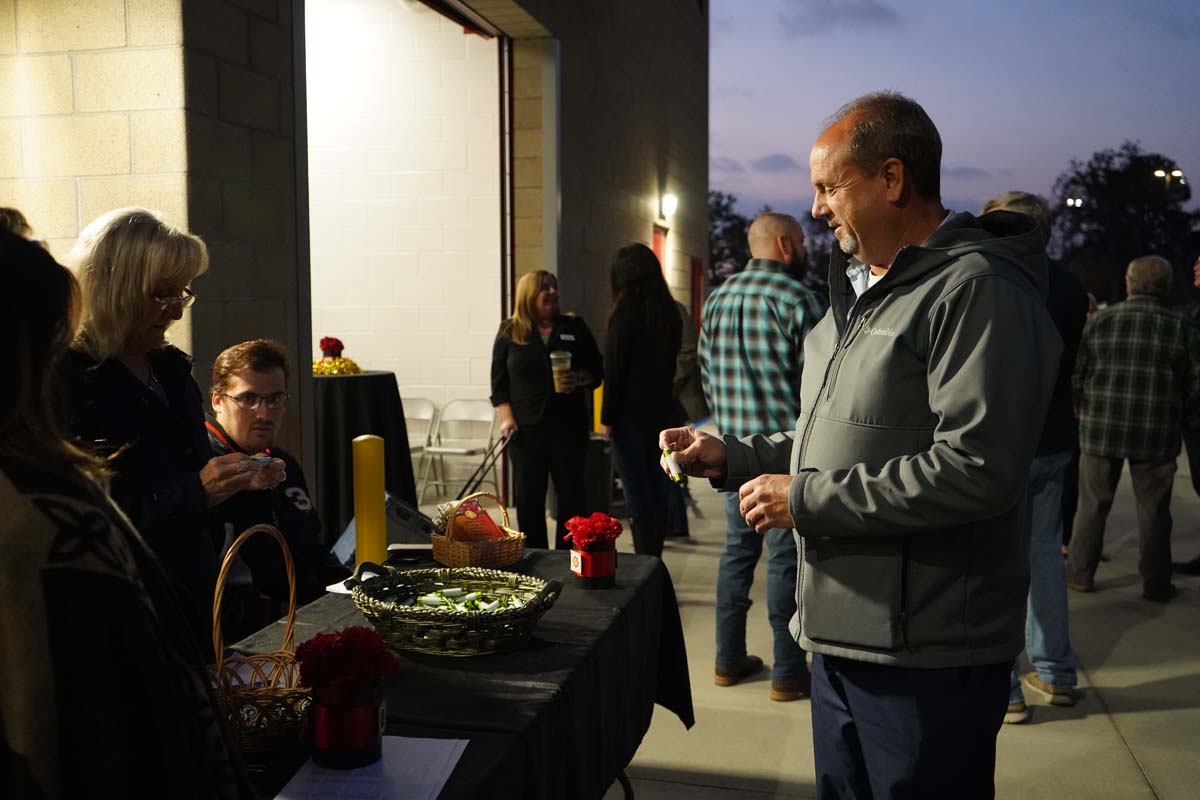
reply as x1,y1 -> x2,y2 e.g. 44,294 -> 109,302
1065,197 -> 1084,207
1153,168 -> 1185,192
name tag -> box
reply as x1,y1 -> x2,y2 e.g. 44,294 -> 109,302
559,333 -> 575,342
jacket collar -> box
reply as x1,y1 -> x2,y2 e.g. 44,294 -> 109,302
205,416 -> 272,457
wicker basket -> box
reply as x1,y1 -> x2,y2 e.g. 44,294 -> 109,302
348,564 -> 562,656
210,524 -> 311,754
431,491 -> 525,568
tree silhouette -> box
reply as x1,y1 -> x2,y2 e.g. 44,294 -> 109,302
1051,141 -> 1200,304
708,190 -> 751,285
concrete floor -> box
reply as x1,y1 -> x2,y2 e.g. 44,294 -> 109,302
594,454 -> 1200,800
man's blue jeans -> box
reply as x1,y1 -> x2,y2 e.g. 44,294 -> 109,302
716,492 -> 807,680
1011,450 -> 1078,700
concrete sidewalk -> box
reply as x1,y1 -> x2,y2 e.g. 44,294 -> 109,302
604,456 -> 1200,799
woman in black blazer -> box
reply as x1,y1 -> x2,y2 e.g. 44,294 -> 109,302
491,270 -> 603,549
599,244 -> 682,557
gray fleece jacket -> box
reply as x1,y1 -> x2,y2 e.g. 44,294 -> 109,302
722,210 -> 1061,668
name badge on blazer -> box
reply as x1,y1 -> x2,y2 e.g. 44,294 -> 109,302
559,333 -> 576,342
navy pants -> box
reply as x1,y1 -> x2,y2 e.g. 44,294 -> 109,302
811,654 -> 1010,800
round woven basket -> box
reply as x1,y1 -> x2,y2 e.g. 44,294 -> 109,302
348,564 -> 562,656
209,524 -> 311,753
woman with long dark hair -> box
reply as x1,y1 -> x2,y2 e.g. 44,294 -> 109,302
600,244 -> 682,557
0,228 -> 254,798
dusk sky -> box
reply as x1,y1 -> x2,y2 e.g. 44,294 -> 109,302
709,0 -> 1200,220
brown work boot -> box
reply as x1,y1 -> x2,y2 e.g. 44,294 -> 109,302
1022,673 -> 1077,707
714,655 -> 764,687
1066,577 -> 1094,593
769,674 -> 812,702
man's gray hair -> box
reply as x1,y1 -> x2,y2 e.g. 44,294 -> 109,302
1126,255 -> 1172,297
825,91 -> 942,202
982,191 -> 1052,247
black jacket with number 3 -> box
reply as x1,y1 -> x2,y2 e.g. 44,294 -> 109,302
206,418 -> 349,608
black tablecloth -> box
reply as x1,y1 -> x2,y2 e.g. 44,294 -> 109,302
313,371 -> 417,546
236,550 -> 693,799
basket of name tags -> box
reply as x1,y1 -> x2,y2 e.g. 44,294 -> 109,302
346,563 -> 562,656
430,491 -> 525,568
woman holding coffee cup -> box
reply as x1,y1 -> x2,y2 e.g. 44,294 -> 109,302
490,270 -> 603,549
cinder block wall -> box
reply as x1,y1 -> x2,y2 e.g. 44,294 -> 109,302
182,0 -> 304,453
305,0 -> 501,408
472,0 -> 710,340
0,0 -> 192,342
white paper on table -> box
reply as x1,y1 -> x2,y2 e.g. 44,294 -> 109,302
275,736 -> 467,799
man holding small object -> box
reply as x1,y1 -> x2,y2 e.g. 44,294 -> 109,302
661,92 -> 1060,797
208,339 -> 349,638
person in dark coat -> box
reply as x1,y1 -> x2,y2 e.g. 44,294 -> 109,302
599,244 -> 683,557
60,208 -> 283,652
491,270 -> 603,549
981,191 -> 1088,723
0,228 -> 255,800
207,338 -> 349,637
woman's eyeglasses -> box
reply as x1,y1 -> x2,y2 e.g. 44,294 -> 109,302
221,392 -> 289,410
153,287 -> 196,309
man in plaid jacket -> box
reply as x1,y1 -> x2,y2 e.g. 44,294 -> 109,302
699,211 -> 827,701
1067,255 -> 1200,601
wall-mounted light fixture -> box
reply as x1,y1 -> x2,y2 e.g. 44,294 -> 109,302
661,193 -> 678,219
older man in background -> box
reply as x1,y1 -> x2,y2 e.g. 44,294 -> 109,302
1068,256 -> 1200,600
981,192 -> 1088,723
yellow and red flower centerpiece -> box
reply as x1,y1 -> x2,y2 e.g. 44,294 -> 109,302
563,512 -> 623,589
296,626 -> 399,768
313,336 -> 363,375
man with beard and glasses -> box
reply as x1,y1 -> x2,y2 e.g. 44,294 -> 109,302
665,92 -> 1060,797
698,212 -> 827,702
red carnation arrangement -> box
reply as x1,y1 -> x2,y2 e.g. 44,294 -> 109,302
296,626 -> 399,695
319,336 -> 345,358
563,512 -> 623,551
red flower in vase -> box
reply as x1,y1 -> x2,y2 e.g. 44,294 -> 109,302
318,336 -> 345,357
296,626 -> 399,692
562,512 -> 623,551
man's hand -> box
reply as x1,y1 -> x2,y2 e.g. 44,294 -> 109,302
738,474 -> 796,534
200,453 -> 261,507
247,455 -> 286,491
658,427 -> 726,479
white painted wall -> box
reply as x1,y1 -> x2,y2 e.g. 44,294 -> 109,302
306,0 -> 500,407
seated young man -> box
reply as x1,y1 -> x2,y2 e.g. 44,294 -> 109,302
208,339 -> 349,635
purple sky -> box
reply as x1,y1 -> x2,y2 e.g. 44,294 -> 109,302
709,0 -> 1200,221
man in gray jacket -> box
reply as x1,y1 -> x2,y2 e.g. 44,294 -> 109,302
660,92 -> 1061,798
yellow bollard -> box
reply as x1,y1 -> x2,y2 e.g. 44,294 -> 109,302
352,434 -> 387,566
593,380 -> 604,432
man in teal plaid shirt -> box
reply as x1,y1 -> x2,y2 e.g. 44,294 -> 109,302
1067,255 -> 1200,601
699,212 -> 828,701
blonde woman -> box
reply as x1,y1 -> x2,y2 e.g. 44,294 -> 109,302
490,270 -> 603,549
0,229 -> 254,798
61,208 -> 283,651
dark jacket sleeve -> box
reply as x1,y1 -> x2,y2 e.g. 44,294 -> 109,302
572,316 -> 604,389
490,326 -> 512,406
600,312 -> 630,426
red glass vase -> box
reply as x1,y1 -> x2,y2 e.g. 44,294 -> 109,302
570,540 -> 616,589
310,681 -> 385,769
